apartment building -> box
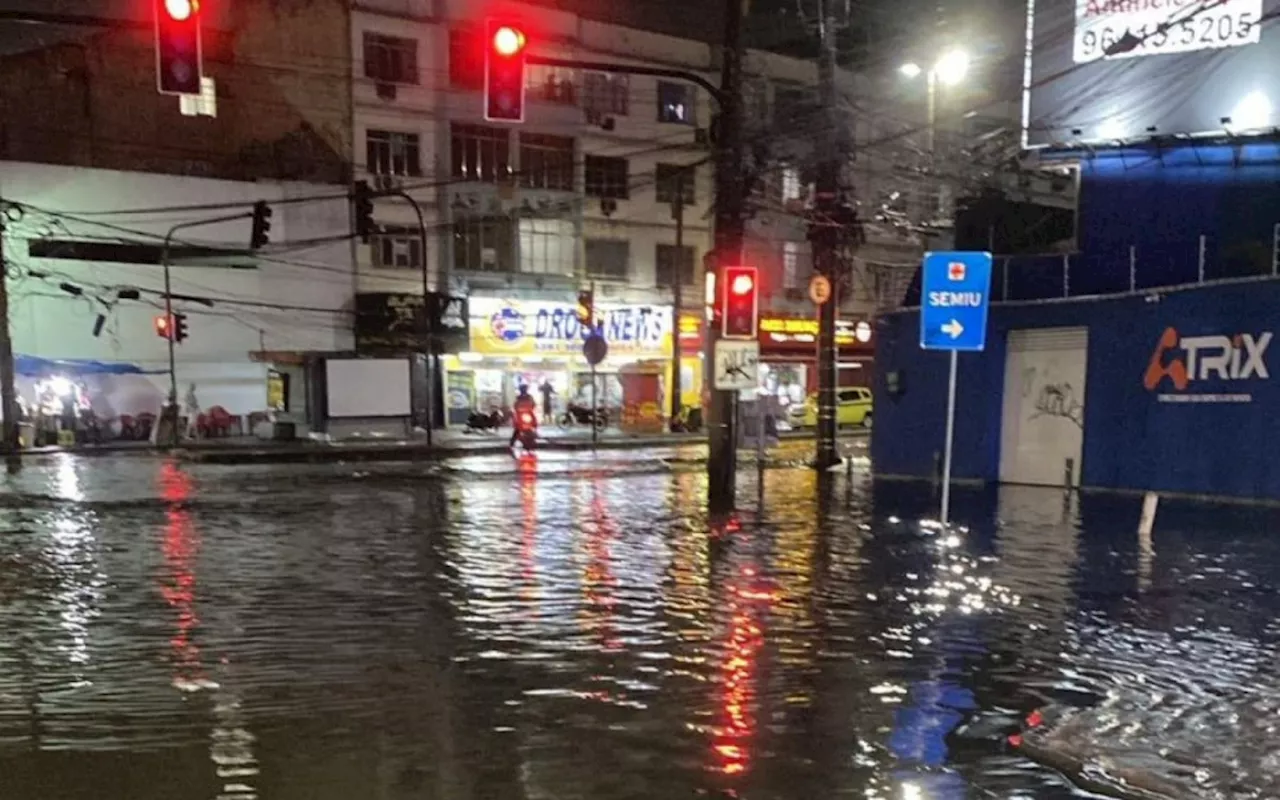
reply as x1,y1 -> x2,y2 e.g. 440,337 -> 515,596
350,0 -> 885,422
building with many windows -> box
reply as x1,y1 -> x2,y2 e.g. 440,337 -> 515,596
351,0 -> 889,427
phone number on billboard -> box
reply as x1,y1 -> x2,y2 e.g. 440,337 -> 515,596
1074,6 -> 1261,63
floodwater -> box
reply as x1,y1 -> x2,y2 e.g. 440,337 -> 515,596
0,446 -> 1278,799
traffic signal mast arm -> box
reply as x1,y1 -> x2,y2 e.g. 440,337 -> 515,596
525,55 -> 724,106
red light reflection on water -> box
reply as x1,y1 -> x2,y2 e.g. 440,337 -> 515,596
158,462 -> 203,687
712,563 -> 776,779
582,481 -> 621,653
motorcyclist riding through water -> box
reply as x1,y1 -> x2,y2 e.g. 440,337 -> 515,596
510,384 -> 538,449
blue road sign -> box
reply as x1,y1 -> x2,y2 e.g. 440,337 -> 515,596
920,251 -> 993,351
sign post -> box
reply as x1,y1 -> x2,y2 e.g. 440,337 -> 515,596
919,251 -> 993,526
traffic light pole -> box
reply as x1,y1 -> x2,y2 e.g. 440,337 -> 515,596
670,172 -> 685,429
382,190 -> 434,449
0,209 -> 17,454
161,212 -> 251,448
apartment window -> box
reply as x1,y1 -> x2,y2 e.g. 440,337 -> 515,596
371,226 -> 423,270
655,243 -> 695,288
519,218 -> 576,276
519,133 -> 574,191
451,123 -> 511,182
585,239 -> 629,281
527,65 -> 577,105
584,155 -> 629,199
448,28 -> 483,89
781,166 -> 802,202
782,241 -> 803,289
655,163 -> 696,205
583,72 -> 629,116
657,81 -> 695,124
366,130 -> 421,177
453,216 -> 515,272
363,33 -> 418,84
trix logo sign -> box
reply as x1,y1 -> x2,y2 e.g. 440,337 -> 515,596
1143,326 -> 1272,402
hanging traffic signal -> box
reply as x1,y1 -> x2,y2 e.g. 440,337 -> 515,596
154,0 -> 203,95
174,313 -> 189,343
576,289 -> 594,328
154,314 -> 172,339
484,20 -> 528,123
720,266 -> 759,339
250,201 -> 272,249
352,180 -> 375,242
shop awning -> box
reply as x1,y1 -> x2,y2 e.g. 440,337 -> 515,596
15,355 -> 163,377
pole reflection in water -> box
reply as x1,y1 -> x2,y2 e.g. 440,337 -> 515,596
157,462 -> 258,800
580,481 -> 620,654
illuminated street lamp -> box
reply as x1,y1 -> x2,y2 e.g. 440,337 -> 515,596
899,62 -> 923,79
899,48 -> 970,221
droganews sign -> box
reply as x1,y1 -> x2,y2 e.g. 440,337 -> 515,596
468,297 -> 673,359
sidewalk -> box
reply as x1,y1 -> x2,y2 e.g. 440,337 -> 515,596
17,427 -> 866,465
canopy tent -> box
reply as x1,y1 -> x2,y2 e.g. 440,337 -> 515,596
15,355 -> 164,377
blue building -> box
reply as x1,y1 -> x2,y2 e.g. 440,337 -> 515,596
874,143 -> 1280,501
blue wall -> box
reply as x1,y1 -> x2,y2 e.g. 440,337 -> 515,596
902,143 -> 1280,307
873,279 -> 1280,500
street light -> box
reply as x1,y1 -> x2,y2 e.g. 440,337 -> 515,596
899,62 -> 922,79
934,48 -> 970,86
899,48 -> 970,223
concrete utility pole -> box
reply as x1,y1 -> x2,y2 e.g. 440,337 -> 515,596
670,169 -> 686,428
812,0 -> 846,471
705,0 -> 749,514
0,210 -> 17,453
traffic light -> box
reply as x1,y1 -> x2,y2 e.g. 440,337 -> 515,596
484,20 -> 528,122
154,314 -> 172,340
353,180 -> 375,242
250,201 -> 272,249
154,0 -> 203,95
720,266 -> 759,339
576,289 -> 594,328
174,313 -> 189,343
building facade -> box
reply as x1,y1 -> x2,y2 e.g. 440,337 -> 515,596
351,0 -> 883,427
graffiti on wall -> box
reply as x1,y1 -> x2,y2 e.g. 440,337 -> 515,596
1022,366 -> 1084,429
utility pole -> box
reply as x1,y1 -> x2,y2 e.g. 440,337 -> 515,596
706,0 -> 748,514
670,169 -> 686,428
0,211 -> 17,453
812,0 -> 845,471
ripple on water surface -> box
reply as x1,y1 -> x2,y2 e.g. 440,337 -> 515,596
0,453 -> 1277,799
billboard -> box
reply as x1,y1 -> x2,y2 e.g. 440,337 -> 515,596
1024,0 -> 1280,148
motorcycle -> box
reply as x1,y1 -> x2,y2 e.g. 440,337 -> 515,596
464,408 -> 505,434
557,403 -> 608,432
512,408 -> 538,451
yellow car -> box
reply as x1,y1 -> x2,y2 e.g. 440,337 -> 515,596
790,387 -> 873,429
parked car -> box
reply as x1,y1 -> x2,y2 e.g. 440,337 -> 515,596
789,387 -> 873,429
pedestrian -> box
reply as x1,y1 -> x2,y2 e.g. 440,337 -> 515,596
539,378 -> 556,424
184,382 -> 201,440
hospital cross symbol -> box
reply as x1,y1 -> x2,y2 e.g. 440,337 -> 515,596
948,262 -> 966,281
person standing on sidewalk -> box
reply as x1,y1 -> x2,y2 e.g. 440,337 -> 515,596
539,379 -> 556,425
183,383 -> 202,441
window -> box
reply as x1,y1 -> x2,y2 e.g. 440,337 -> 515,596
453,217 -> 515,272
655,163 -> 696,205
782,241 -> 803,289
583,72 -> 629,116
366,130 -> 421,177
527,65 -> 577,105
519,218 -> 575,276
371,226 -> 423,270
451,123 -> 511,182
781,166 -> 802,203
448,29 -> 483,89
585,239 -> 629,281
657,81 -> 695,124
584,155 -> 629,199
519,133 -> 574,191
773,85 -> 810,129
655,243 -> 695,288
363,33 -> 418,84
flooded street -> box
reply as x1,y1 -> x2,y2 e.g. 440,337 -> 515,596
1,448 -> 1278,799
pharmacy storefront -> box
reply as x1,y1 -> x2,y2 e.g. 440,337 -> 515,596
442,297 -> 674,428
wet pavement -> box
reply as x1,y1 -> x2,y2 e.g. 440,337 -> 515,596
0,444 -> 1278,799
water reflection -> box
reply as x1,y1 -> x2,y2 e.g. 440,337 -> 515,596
0,455 -> 1275,798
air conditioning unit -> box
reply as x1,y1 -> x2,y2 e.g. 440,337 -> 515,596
375,82 -> 397,101
600,198 -> 618,217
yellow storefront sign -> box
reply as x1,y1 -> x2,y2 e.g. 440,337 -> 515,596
469,297 -> 673,359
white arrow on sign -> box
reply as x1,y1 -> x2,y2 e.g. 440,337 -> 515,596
941,319 -> 964,339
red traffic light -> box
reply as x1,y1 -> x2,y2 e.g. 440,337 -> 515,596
492,25 -> 525,57
154,314 -> 171,339
730,272 -> 755,296
721,266 -> 759,340
164,0 -> 195,21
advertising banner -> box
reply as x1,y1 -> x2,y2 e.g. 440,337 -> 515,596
468,297 -> 673,359
1025,0 -> 1277,148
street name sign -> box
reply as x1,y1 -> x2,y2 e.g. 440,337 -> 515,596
714,339 -> 760,391
919,251 -> 993,352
